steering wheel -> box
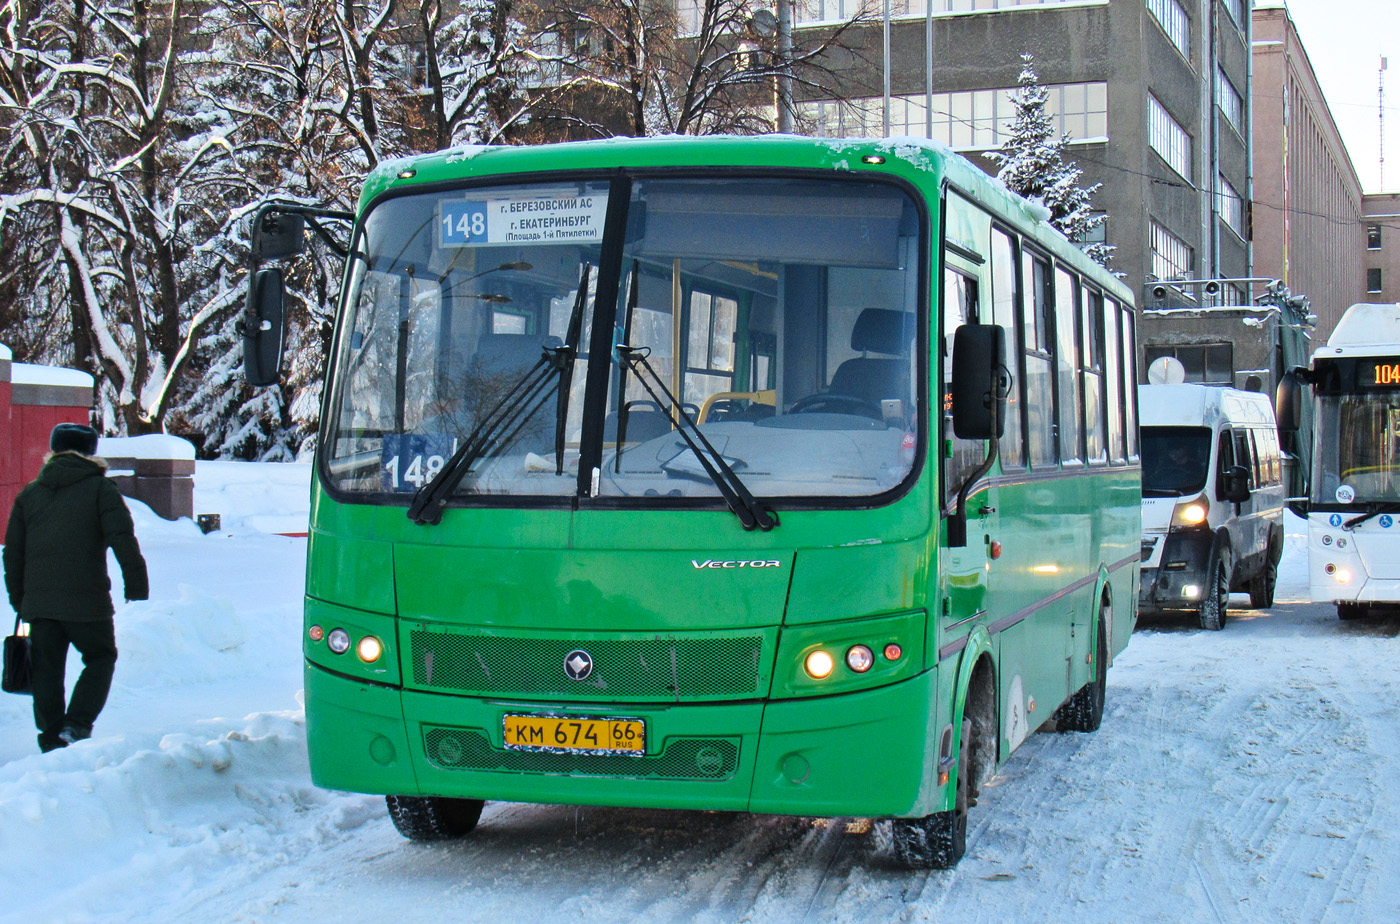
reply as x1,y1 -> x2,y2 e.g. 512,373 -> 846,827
787,393 -> 884,420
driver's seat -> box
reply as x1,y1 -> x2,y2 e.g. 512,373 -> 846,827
827,308 -> 914,408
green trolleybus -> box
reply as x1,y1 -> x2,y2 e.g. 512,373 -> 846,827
242,135 -> 1141,868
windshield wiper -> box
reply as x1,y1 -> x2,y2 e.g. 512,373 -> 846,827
614,344 -> 777,532
406,338 -> 569,526
1342,501 -> 1400,531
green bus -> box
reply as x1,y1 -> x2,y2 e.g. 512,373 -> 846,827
243,135 -> 1141,868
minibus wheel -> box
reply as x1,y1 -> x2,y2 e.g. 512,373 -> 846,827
1198,551 -> 1230,631
386,795 -> 485,840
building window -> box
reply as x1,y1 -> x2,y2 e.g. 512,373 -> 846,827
1216,69 -> 1243,135
803,82 -> 1108,149
784,0 -> 1086,26
1368,224 -> 1383,249
1369,268 -> 1384,293
1150,220 -> 1191,280
1220,0 -> 1245,28
1218,176 -> 1244,238
1148,0 -> 1190,57
1149,95 -> 1192,180
1145,344 -> 1233,386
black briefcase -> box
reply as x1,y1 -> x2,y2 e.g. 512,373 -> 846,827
2,616 -> 31,695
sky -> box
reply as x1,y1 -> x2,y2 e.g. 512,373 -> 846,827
1259,0 -> 1400,193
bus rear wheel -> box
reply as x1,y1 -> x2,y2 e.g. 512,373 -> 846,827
883,718 -> 970,869
1056,616 -> 1107,733
386,795 -> 485,841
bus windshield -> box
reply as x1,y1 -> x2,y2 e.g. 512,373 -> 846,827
1140,426 -> 1211,496
1311,391 -> 1400,505
323,175 -> 925,504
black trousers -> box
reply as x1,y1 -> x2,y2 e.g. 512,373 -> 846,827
28,617 -> 117,752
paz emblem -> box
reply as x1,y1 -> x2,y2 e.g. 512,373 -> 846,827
564,649 -> 594,681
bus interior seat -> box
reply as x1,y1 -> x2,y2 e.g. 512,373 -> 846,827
825,308 -> 914,407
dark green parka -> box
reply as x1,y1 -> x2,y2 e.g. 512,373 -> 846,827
3,451 -> 149,620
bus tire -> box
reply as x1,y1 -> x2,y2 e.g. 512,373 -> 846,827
884,718 -> 970,869
386,795 -> 485,841
1198,550 -> 1229,631
1337,602 -> 1369,620
1056,616 -> 1107,733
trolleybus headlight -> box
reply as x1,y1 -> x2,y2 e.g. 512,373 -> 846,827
845,644 -> 874,673
804,650 -> 835,680
308,625 -> 324,643
327,628 -> 351,654
356,636 -> 384,663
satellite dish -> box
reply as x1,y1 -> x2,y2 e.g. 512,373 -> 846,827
750,9 -> 778,36
1147,356 -> 1187,385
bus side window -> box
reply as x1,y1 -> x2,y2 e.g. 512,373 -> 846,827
1022,251 -> 1056,468
991,228 -> 1023,469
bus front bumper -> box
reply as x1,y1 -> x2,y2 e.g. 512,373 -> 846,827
304,661 -> 941,818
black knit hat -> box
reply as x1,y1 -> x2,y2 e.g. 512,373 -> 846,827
50,422 -> 99,456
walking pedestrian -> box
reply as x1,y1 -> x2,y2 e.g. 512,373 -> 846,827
3,423 -> 148,752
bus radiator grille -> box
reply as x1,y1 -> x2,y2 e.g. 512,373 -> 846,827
422,726 -> 740,780
409,631 -> 764,700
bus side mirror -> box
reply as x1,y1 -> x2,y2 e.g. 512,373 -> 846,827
1275,367 -> 1305,433
951,324 -> 1006,440
252,210 -> 306,262
1220,464 -> 1251,504
242,268 -> 287,386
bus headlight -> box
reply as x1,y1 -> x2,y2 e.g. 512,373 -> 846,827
845,645 -> 874,673
327,628 -> 351,654
804,650 -> 835,680
357,636 -> 384,663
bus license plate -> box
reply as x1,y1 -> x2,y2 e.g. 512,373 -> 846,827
502,714 -> 645,755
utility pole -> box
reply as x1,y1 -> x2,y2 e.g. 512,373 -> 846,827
777,0 -> 793,133
1381,56 -> 1388,190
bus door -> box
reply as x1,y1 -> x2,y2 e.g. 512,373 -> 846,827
942,266 -> 999,626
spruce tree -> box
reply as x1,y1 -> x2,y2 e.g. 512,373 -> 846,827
988,55 -> 1112,267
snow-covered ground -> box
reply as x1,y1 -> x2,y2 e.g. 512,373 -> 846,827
2,470 -> 1398,923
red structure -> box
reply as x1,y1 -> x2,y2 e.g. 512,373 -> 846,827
0,343 -> 95,517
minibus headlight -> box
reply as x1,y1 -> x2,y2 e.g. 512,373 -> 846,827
1171,497 -> 1209,527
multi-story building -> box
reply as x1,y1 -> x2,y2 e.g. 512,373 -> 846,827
1251,4 -> 1367,341
1363,193 -> 1400,305
786,0 -> 1254,307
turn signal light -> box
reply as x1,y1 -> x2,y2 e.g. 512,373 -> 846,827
308,625 -> 324,643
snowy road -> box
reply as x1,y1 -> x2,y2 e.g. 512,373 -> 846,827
3,469 -> 1400,922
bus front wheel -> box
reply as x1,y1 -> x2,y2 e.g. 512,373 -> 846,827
386,795 -> 485,841
882,718 -> 970,869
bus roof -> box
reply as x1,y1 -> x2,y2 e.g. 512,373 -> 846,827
1321,303 -> 1400,353
362,135 -> 1132,303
